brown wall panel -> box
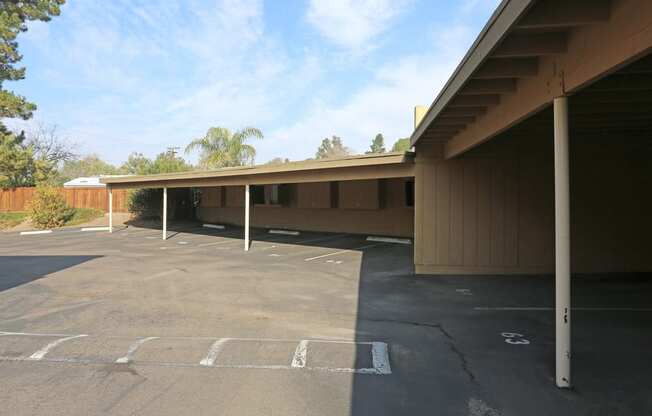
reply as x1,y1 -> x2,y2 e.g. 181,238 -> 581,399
225,186 -> 244,208
434,164 -> 450,265
476,160 -> 492,267
198,178 -> 413,237
200,187 -> 223,208
462,162 -> 478,266
296,182 -> 331,209
415,132 -> 652,275
338,180 -> 379,210
449,164 -> 464,266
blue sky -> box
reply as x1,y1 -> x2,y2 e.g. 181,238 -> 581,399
8,0 -> 499,165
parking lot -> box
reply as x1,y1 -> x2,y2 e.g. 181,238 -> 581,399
0,223 -> 650,415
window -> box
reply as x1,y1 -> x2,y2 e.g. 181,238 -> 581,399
267,184 -> 280,205
251,185 -> 265,204
405,180 -> 414,207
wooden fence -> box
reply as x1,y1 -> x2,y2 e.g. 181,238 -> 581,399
0,187 -> 129,212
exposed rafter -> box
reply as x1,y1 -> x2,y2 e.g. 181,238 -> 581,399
448,95 -> 501,107
434,117 -> 476,125
473,57 -> 539,79
493,33 -> 567,57
460,78 -> 517,94
440,107 -> 487,117
515,0 -> 611,30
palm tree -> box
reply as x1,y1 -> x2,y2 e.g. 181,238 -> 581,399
185,127 -> 263,169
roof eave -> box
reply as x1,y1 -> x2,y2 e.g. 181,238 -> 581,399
410,0 -> 535,148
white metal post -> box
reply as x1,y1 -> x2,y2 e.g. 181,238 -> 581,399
244,184 -> 250,251
108,186 -> 113,233
162,187 -> 168,240
554,96 -> 571,388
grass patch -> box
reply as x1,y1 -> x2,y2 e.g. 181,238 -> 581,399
64,208 -> 104,227
0,211 -> 28,230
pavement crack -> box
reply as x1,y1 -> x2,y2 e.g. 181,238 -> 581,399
361,317 -> 477,383
448,336 -> 476,383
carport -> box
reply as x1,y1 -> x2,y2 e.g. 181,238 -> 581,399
410,0 -> 652,388
102,152 -> 415,251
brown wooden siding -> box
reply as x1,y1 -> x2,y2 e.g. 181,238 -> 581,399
197,178 -> 414,238
414,133 -> 652,275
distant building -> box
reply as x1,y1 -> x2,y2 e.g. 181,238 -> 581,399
63,176 -> 106,188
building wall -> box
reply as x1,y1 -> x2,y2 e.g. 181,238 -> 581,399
197,178 -> 414,238
414,134 -> 652,275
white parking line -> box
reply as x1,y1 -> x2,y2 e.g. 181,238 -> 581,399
115,337 -> 158,363
0,331 -> 74,337
260,234 -> 348,251
27,334 -> 88,360
366,236 -> 411,245
304,243 -> 382,262
203,224 -> 225,230
291,340 -> 308,368
269,229 -> 300,236
371,342 -> 392,375
197,238 -> 242,248
199,338 -> 231,366
20,230 -> 53,236
0,331 -> 392,375
475,307 -> 652,311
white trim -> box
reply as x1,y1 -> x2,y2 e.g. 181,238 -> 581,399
108,187 -> 113,233
162,186 -> 168,240
202,223 -> 225,230
20,230 -> 53,236
244,184 -> 250,251
269,229 -> 300,236
366,236 -> 412,245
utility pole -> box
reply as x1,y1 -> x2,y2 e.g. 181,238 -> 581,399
166,146 -> 180,158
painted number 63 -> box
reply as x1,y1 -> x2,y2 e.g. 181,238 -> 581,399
501,332 -> 530,345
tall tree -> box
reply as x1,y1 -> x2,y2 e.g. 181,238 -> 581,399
152,150 -> 191,173
265,157 -> 290,165
0,1 -> 65,124
0,1 -> 65,187
0,131 -> 35,187
391,137 -> 411,152
59,155 -> 118,182
185,127 -> 263,169
366,133 -> 386,154
27,123 -> 76,167
315,135 -> 351,159
120,152 -> 154,175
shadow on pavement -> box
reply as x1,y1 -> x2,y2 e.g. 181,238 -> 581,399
0,255 -> 101,292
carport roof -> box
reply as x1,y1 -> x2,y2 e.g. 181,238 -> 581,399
101,152 -> 414,189
411,0 -> 652,158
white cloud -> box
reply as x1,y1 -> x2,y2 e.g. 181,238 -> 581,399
12,0 -> 493,166
261,25 -> 474,160
306,0 -> 411,50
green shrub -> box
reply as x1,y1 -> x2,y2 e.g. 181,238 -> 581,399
128,188 -> 162,219
65,208 -> 103,227
27,187 -> 73,229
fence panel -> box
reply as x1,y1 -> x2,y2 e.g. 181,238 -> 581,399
0,187 -> 129,212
